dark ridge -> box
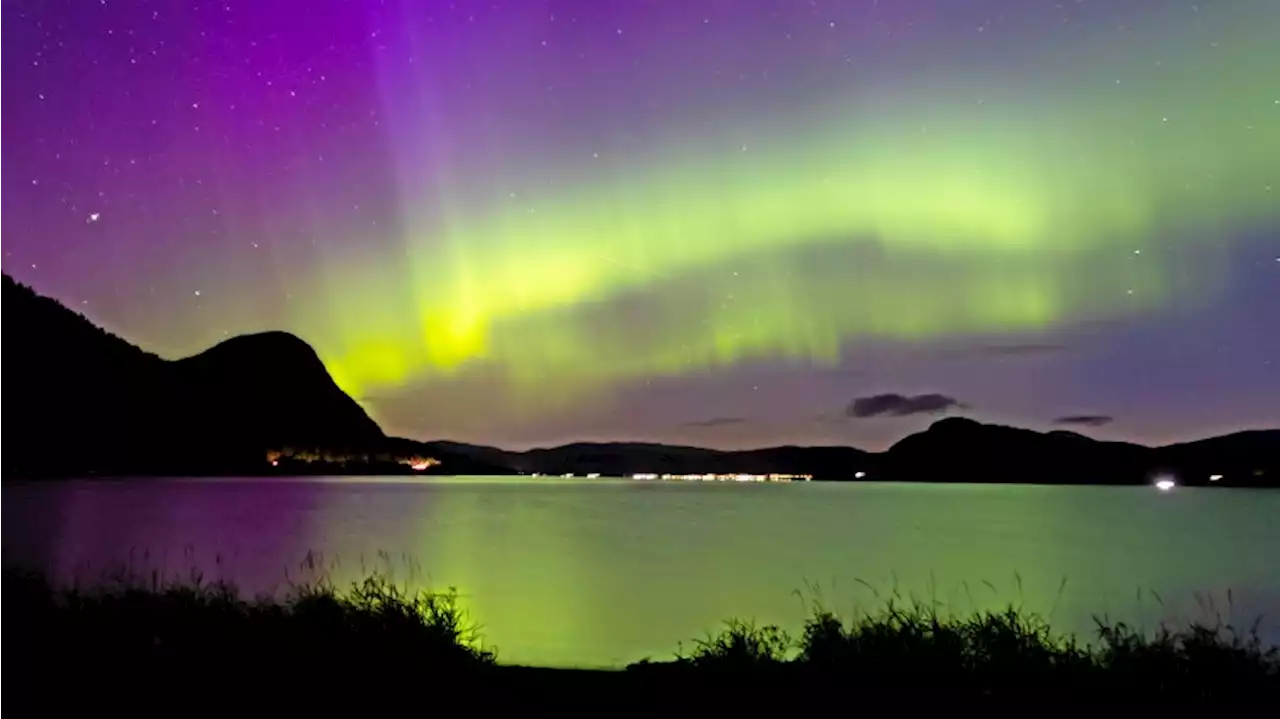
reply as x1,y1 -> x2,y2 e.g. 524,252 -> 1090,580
173,330 -> 383,452
883,417 -> 1154,484
422,419 -> 1275,485
3,274 -> 384,478
1155,430 -> 1280,484
507,442 -> 870,479
383,437 -> 519,476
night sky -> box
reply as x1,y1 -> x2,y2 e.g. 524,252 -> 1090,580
4,0 -> 1277,450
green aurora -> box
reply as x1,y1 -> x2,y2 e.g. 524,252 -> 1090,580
298,7 -> 1277,409
12,1 -> 1272,430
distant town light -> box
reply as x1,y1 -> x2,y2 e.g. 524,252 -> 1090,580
854,471 -> 866,479
1209,474 -> 1223,482
627,471 -> 809,483
1155,478 -> 1176,492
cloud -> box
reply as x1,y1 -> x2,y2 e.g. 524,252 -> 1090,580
1053,414 -> 1114,427
682,417 -> 747,428
846,393 -> 967,418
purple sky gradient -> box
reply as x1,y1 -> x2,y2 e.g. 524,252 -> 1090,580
3,0 -> 1277,450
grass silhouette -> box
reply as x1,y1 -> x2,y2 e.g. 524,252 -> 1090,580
6,567 -> 495,675
664,595 -> 1277,700
5,567 -> 1276,702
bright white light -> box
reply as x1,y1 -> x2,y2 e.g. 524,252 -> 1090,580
854,471 -> 866,479
1209,474 -> 1223,482
1155,478 -> 1176,492
410,461 -> 432,471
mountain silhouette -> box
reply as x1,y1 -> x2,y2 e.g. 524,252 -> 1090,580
4,275 -> 1274,485
4,275 -> 383,477
170,331 -> 383,451
882,417 -> 1153,484
506,442 -> 871,479
1154,430 -> 1279,485
412,422 -> 1275,486
879,417 -> 1276,486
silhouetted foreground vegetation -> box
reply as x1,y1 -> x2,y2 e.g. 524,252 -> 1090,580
5,569 -> 1276,703
661,602 -> 1278,700
6,568 -> 495,673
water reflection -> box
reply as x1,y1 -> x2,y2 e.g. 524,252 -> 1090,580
3,479 -> 1277,667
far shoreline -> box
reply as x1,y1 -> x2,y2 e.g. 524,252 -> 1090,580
7,471 -> 1274,489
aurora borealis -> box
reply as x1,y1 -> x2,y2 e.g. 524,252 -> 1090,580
4,0 -> 1278,449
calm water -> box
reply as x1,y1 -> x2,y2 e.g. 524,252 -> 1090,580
4,478 -> 1278,667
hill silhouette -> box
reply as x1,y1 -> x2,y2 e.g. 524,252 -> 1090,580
170,331 -> 383,453
4,275 -> 383,477
4,274 -> 1274,485
414,421 -> 1275,486
505,442 -> 871,480
882,417 -> 1154,484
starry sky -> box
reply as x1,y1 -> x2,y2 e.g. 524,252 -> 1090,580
4,0 -> 1278,450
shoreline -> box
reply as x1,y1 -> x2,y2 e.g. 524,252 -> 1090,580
8,473 -> 1276,489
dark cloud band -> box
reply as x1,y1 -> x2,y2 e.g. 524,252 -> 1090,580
847,393 -> 967,418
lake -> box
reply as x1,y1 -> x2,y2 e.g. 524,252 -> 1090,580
3,478 -> 1278,667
